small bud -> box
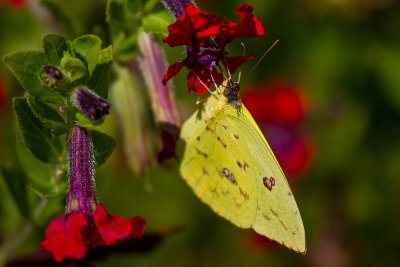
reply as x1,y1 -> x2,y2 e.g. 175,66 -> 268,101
40,65 -> 64,88
67,125 -> 97,216
161,0 -> 196,20
71,87 -> 111,123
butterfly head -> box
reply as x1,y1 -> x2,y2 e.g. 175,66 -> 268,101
220,79 -> 242,110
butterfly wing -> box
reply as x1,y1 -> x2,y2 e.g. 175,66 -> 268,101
178,102 -> 306,253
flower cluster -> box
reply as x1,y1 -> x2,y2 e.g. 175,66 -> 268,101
242,82 -> 314,178
40,126 -> 145,262
162,3 -> 265,94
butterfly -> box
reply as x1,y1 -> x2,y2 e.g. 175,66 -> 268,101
177,79 -> 306,253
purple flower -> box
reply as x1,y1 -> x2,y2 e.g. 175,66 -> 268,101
71,87 -> 111,122
161,0 -> 195,20
66,125 -> 96,215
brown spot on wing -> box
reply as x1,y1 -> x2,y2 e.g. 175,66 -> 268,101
234,198 -> 242,208
202,167 -> 209,176
279,219 -> 289,231
196,136 -> 200,141
209,187 -> 219,196
237,161 -> 242,168
195,148 -> 208,158
270,208 -> 279,218
234,134 -> 239,139
239,187 -> 249,200
243,161 -> 249,170
222,190 -> 230,195
205,125 -> 214,134
263,214 -> 271,221
263,177 -> 276,191
216,136 -> 227,148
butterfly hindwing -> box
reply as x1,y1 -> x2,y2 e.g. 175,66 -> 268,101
178,93 -> 305,253
224,104 -> 306,252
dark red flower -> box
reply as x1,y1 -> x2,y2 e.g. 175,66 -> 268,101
162,4 -> 264,94
242,82 -> 313,179
40,204 -> 145,262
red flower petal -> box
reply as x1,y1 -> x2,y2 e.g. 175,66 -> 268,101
162,4 -> 222,48
279,137 -> 313,178
158,130 -> 179,163
130,216 -> 146,239
40,213 -> 88,262
216,4 -> 265,47
221,55 -> 254,75
186,67 -> 223,94
162,61 -> 185,85
242,83 -> 305,125
232,4 -> 265,38
94,204 -> 132,245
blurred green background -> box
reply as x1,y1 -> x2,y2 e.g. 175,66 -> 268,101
1,0 -> 400,266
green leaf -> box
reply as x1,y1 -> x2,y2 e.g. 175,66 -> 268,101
107,0 -> 135,26
144,0 -> 159,13
41,0 -> 84,39
15,131 -> 53,186
87,59 -> 112,99
72,35 -> 102,75
43,34 -> 68,66
2,51 -> 64,104
0,163 -> 31,219
28,97 -> 68,135
113,33 -> 137,62
142,10 -> 173,36
13,97 -> 63,163
60,52 -> 87,82
89,130 -> 116,166
76,112 -> 95,128
126,0 -> 142,14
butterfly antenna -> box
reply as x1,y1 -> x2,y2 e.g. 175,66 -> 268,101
223,51 -> 232,80
208,71 -> 219,89
243,39 -> 279,82
237,42 -> 246,84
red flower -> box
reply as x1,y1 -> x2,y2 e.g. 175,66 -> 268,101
40,204 -> 145,262
242,82 -> 313,179
242,82 -> 306,126
162,4 -> 264,94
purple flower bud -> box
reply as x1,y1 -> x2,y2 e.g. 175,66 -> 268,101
41,66 -> 64,87
66,126 -> 97,216
161,0 -> 195,20
138,32 -> 182,133
71,87 -> 111,122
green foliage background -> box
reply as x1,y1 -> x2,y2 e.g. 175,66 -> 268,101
0,0 -> 399,266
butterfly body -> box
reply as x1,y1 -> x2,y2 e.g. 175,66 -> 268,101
178,80 -> 306,253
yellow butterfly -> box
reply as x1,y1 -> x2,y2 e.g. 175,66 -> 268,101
177,79 -> 306,253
